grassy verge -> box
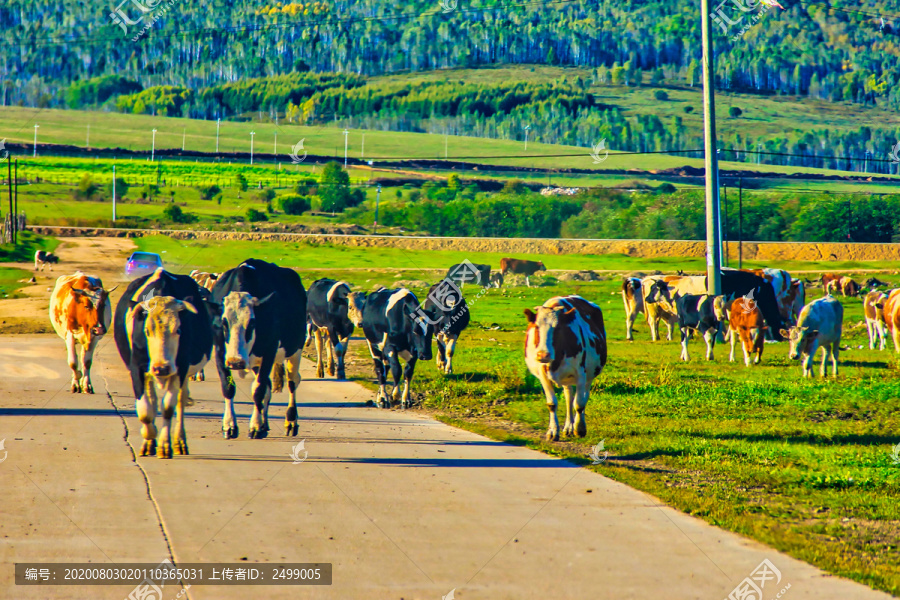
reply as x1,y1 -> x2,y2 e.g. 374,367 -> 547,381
134,236 -> 900,595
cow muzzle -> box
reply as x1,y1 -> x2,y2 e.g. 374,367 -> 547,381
91,325 -> 106,336
535,350 -> 552,363
226,358 -> 246,370
151,364 -> 172,377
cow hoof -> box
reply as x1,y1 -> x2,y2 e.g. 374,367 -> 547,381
285,422 -> 299,437
563,425 -> 575,437
545,430 -> 559,442
223,426 -> 238,439
84,385 -> 94,394
365,399 -> 375,407
140,440 -> 156,456
174,440 -> 189,455
157,445 -> 173,459
328,367 -> 336,377
316,367 -> 325,379
70,384 -> 80,393
337,370 -> 346,381
575,421 -> 587,438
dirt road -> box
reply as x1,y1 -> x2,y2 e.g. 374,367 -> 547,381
0,335 -> 891,600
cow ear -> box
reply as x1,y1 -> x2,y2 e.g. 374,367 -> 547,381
779,329 -> 790,338
253,292 -> 276,306
560,308 -> 577,323
524,309 -> 537,323
177,300 -> 198,314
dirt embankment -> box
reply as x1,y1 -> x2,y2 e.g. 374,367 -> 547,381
28,226 -> 900,262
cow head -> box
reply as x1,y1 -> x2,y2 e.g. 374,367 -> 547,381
524,305 -> 576,364
644,280 -> 677,312
538,262 -> 547,272
411,315 -> 435,361
72,283 -> 116,338
221,291 -> 273,371
141,296 -> 197,377
347,292 -> 367,327
780,326 -> 818,360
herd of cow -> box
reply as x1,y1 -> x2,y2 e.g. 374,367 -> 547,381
42,255 -> 892,454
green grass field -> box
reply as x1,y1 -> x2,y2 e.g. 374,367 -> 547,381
132,235 -> 900,595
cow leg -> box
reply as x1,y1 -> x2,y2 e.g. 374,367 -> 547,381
283,350 -> 302,436
137,378 -> 158,457
443,335 -> 459,374
367,340 -> 390,407
537,372 -> 560,442
866,319 -> 876,350
400,356 -> 418,409
729,327 -> 737,362
703,326 -> 716,361
742,337 -> 752,367
561,385 -> 576,437
625,309 -> 635,341
313,328 -> 326,379
830,342 -> 840,377
573,377 -> 589,438
173,378 -> 190,456
156,376 -> 180,459
325,335 -> 337,377
803,340 -> 819,378
387,349 -> 403,403
876,321 -> 887,351
646,313 -> 659,342
271,362 -> 285,393
65,332 -> 82,393
334,333 -> 348,380
664,319 -> 674,341
435,333 -> 448,372
249,358 -> 274,439
892,325 -> 900,353
80,340 -> 97,394
526,276 -> 531,287
680,328 -> 690,362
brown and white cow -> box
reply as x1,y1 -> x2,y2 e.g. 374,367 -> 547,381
500,258 -> 546,287
726,296 -> 766,366
783,279 -> 806,325
49,272 -> 114,394
621,277 -> 644,341
524,296 -> 607,441
823,275 -> 860,297
863,290 -> 889,351
882,289 -> 900,353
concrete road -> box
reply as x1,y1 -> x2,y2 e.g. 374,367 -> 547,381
0,335 -> 890,600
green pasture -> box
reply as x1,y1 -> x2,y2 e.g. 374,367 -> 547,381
132,235 -> 900,594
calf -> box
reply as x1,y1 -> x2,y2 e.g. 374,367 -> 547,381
446,262 -> 491,288
489,272 -> 504,288
347,288 -> 434,408
621,277 -> 643,341
307,278 -> 354,380
864,290 -> 889,351
783,279 -> 806,325
113,269 -> 213,458
780,296 -> 843,378
641,275 -> 679,341
646,280 -> 723,361
423,281 -> 470,374
524,296 -> 607,441
500,258 -> 546,287
726,296 -> 765,366
35,250 -> 59,272
49,272 -> 114,394
212,259 -> 307,439
820,273 -> 841,291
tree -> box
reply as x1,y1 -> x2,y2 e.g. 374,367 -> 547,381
654,90 -> 669,101
235,172 -> 248,191
246,208 -> 268,222
447,173 -> 461,189
278,194 -> 311,215
546,47 -> 559,66
729,106 -> 743,118
318,161 -> 352,212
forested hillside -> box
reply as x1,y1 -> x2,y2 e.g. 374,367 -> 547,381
3,0 -> 900,172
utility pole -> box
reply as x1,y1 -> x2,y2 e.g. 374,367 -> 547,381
250,131 -> 256,165
33,124 -> 39,157
151,129 -> 157,162
274,131 -> 277,162
86,124 -> 90,151
182,128 -> 186,152
13,159 -> 18,243
216,118 -> 220,154
374,184 -> 381,233
112,165 -> 117,223
445,134 -> 448,159
343,129 -> 349,168
700,0 -> 722,296
6,156 -> 12,242
523,125 -> 530,152
738,177 -> 743,269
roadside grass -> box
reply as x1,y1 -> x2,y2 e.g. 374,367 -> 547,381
0,267 -> 36,299
0,231 -> 58,263
139,235 -> 900,594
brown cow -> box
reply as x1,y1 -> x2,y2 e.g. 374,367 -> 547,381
882,289 -> 900,352
49,272 -> 115,393
500,258 -> 546,287
727,297 -> 766,366
621,277 -> 643,341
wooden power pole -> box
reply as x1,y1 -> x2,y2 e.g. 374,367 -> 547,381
700,0 -> 723,295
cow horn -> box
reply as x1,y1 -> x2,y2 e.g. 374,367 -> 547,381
106,285 -> 119,294
252,292 -> 276,306
177,300 -> 198,314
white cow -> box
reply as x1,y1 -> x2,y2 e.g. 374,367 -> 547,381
780,296 -> 843,378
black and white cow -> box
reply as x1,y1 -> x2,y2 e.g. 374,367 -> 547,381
35,250 -> 59,272
423,281 -> 470,374
645,280 -> 725,361
212,259 -> 307,439
113,269 -> 214,458
347,288 -> 434,408
446,262 -> 491,288
306,278 -> 354,380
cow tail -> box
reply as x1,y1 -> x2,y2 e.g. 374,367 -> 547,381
271,362 -> 285,393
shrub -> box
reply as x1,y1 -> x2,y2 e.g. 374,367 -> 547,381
683,106 -> 694,113
656,183 -> 678,194
245,207 -> 268,222
318,161 -> 352,212
105,176 -> 129,198
198,184 -> 222,200
162,204 -> 196,223
278,194 -> 311,215
234,172 -> 248,191
294,178 -> 318,195
255,188 -> 276,203
729,106 -> 743,118
74,174 -> 99,200
654,90 -> 669,101
501,179 -> 529,195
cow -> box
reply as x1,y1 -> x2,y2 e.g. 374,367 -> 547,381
49,272 -> 114,394
726,296 -> 766,366
306,278 -> 353,380
189,270 -> 219,291
347,288 -> 434,408
523,295 -> 607,442
621,277 -> 643,341
866,277 -> 889,289
780,296 -> 843,378
489,272 -> 504,288
446,262 -> 491,288
212,259 -> 307,439
742,268 -> 792,321
882,289 -> 900,353
646,281 -> 723,361
35,250 -> 59,272
838,277 -> 861,297
423,281 -> 470,374
113,269 -> 214,458
820,273 -> 841,291
863,290 -> 889,351
641,275 -> 679,341
783,279 -> 806,326
500,258 -> 546,287
718,270 -> 785,340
